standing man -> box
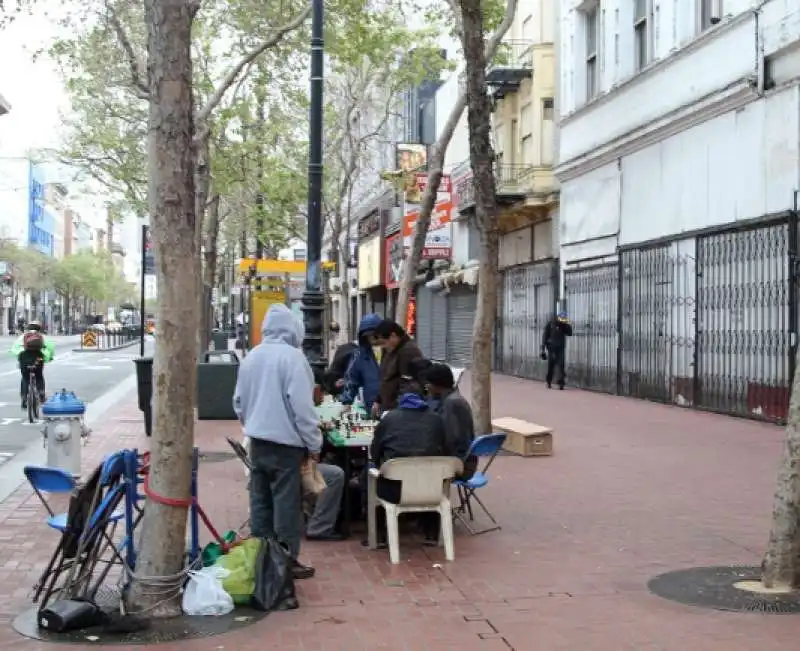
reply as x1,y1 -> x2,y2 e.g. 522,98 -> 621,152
372,319 -> 423,416
233,304 -> 320,580
338,313 -> 382,411
541,311 -> 573,390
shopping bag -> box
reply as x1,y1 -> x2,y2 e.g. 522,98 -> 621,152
201,530 -> 240,567
252,537 -> 297,611
301,459 -> 326,496
215,537 -> 261,605
182,566 -> 234,616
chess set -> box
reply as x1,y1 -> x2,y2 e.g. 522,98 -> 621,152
334,410 -> 376,443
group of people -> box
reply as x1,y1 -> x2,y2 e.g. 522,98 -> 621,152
233,305 -> 476,581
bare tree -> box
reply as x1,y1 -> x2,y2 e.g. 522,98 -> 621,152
396,0 -> 517,323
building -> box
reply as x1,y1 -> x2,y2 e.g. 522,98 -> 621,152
410,0 -> 560,371
63,210 -> 94,256
44,182 -> 68,259
555,0 -> 800,422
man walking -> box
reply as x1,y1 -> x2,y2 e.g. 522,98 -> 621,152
541,311 -> 573,390
233,304 -> 320,580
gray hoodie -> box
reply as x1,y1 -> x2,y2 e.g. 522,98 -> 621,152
233,304 -> 322,453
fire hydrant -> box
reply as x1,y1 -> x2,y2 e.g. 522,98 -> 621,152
41,390 -> 91,477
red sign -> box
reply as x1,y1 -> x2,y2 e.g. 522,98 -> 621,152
413,173 -> 451,194
384,233 -> 403,290
406,296 -> 416,338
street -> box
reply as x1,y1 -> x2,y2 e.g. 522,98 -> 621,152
0,335 -> 145,468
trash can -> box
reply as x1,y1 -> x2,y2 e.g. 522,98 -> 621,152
211,330 -> 228,351
196,351 -> 239,420
41,391 -> 89,477
134,357 -> 153,437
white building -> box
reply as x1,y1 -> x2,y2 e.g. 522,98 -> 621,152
556,0 -> 800,420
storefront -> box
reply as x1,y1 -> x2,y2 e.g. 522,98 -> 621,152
357,208 -> 384,321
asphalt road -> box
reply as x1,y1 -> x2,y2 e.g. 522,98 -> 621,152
0,335 -> 147,466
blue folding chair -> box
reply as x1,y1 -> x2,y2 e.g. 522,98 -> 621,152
453,433 -> 506,535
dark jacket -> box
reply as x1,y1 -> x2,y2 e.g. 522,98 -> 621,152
377,335 -> 423,411
324,342 -> 357,394
339,314 -> 382,410
542,318 -> 573,350
370,393 -> 448,467
433,390 -> 477,479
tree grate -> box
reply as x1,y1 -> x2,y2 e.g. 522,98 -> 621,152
647,565 -> 800,614
197,450 -> 236,463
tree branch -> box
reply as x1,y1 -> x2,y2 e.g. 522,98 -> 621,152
105,2 -> 150,100
195,2 -> 311,129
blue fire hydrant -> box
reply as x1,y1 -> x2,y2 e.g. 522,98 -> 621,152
41,390 -> 91,477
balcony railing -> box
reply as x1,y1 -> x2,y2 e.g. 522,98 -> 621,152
487,40 -> 533,86
454,164 -> 535,212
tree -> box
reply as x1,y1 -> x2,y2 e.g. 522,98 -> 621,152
396,0 -> 517,323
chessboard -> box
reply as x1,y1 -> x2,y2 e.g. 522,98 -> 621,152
331,410 -> 377,447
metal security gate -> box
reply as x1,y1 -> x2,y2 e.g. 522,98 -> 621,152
497,260 -> 558,379
446,285 -> 477,367
696,222 -> 791,421
564,264 -> 618,393
619,241 -> 696,404
430,290 -> 448,361
415,285 -> 433,357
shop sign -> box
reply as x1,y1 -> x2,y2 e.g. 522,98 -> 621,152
384,232 -> 403,290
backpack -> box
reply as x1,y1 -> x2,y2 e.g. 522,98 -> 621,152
23,331 -> 44,353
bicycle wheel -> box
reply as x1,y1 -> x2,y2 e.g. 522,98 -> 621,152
27,384 -> 38,423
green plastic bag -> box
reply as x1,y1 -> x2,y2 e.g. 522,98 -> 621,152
214,537 -> 261,605
201,530 -> 239,567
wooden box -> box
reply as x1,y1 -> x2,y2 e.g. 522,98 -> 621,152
492,417 -> 554,457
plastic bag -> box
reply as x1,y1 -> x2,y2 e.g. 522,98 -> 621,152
182,566 -> 234,616
201,530 -> 240,567
216,537 -> 261,605
253,537 -> 297,612
301,459 -> 326,496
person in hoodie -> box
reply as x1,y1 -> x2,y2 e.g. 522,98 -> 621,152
233,304 -> 321,581
338,313 -> 382,413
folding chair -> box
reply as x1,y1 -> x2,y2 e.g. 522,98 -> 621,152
453,433 -> 506,535
27,453 -> 128,608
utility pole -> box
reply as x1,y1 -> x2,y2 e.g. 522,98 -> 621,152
255,72 -> 266,259
302,0 -> 325,375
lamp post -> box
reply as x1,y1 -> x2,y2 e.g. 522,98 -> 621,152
301,0 -> 325,376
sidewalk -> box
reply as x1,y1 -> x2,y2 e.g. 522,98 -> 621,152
0,375 -> 797,650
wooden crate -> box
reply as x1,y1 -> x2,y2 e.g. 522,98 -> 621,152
492,417 -> 554,457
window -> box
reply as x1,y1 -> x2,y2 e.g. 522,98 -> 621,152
585,6 -> 599,99
542,98 -> 554,120
634,0 -> 651,71
700,0 -> 722,30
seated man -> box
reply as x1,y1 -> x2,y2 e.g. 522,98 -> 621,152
367,379 -> 449,546
425,363 -> 477,480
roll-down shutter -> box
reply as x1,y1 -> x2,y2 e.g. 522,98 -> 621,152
415,285 -> 433,357
430,290 -> 448,361
446,285 -> 477,367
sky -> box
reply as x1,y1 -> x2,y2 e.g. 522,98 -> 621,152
0,9 -> 139,278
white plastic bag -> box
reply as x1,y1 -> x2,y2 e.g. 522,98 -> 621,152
182,566 -> 234,616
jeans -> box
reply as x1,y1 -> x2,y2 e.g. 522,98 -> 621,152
249,439 -> 305,560
20,365 -> 45,401
306,463 -> 345,537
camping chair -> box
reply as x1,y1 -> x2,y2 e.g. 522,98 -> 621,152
453,433 -> 506,535
27,453 -> 128,608
367,457 -> 463,564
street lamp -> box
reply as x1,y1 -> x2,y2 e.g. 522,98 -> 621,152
301,0 -> 325,375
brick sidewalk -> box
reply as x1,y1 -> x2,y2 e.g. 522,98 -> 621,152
0,376 -> 797,650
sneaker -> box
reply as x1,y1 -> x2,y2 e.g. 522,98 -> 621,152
291,560 -> 315,580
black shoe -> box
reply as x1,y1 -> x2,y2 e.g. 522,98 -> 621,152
559,385 -> 564,390
291,560 -> 315,580
307,532 -> 346,542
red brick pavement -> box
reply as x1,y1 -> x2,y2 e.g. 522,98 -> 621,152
0,376 -> 797,650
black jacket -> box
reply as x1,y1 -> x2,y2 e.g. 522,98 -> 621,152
542,318 -> 573,350
323,342 -> 357,394
434,390 -> 477,479
377,335 -> 424,411
370,394 -> 448,467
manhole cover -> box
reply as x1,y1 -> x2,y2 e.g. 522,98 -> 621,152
13,604 -> 269,645
648,565 -> 800,613
197,451 -> 236,463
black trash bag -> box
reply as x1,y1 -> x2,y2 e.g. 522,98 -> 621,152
252,537 -> 298,612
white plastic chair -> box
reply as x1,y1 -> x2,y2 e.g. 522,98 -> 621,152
368,457 -> 463,564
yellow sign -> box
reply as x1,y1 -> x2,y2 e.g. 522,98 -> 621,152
250,289 -> 289,347
238,259 -> 335,275
82,331 -> 97,348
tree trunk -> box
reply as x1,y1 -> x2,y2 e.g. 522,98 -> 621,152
128,0 -> 199,617
396,0 -> 517,324
460,0 -> 500,436
761,348 -> 800,589
201,194 -> 221,346
194,135 -> 211,357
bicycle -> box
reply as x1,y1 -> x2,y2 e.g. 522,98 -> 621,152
25,364 -> 42,424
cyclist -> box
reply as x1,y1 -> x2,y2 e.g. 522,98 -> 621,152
11,321 -> 55,409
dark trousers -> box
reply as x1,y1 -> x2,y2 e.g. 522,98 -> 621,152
249,439 -> 305,560
545,347 -> 566,387
20,365 -> 45,399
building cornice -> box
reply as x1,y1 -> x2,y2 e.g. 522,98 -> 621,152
555,80 -> 758,182
559,10 -> 753,127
